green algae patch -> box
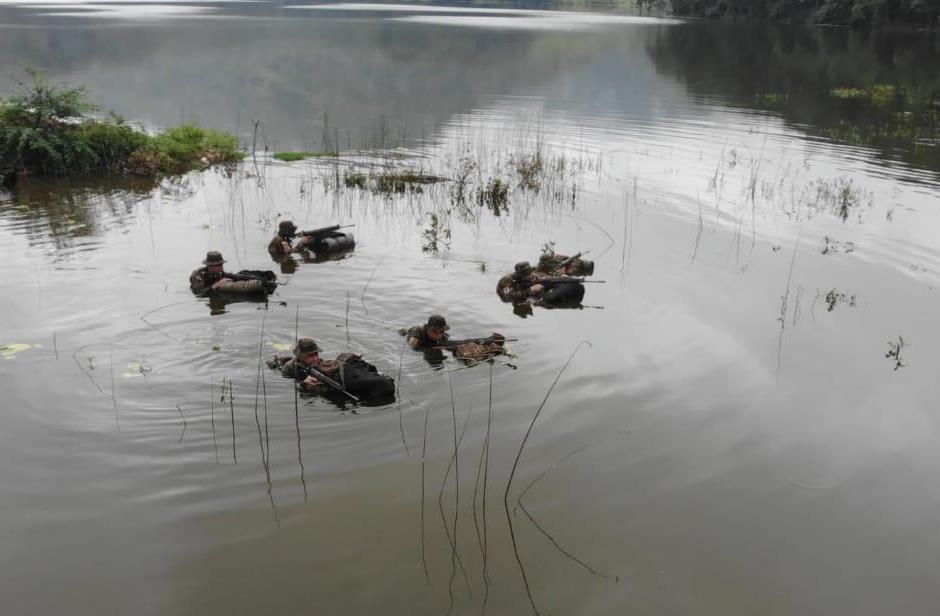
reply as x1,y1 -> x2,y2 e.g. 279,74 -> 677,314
273,151 -> 338,162
1,343 -> 41,360
830,87 -> 867,100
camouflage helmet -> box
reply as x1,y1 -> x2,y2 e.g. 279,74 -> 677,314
294,337 -> 321,355
514,261 -> 533,277
203,251 -> 226,266
278,220 -> 298,235
426,314 -> 449,331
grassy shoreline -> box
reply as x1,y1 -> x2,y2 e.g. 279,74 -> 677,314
0,72 -> 242,186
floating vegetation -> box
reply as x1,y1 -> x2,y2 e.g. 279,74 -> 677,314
421,212 -> 451,253
0,342 -> 40,360
375,170 -> 444,194
267,342 -> 293,352
756,92 -> 787,107
272,151 -> 337,162
830,87 -> 867,100
824,289 -> 856,312
121,361 -> 152,378
885,336 -> 908,371
340,169 -> 444,194
0,70 -> 242,179
821,236 -> 856,255
809,177 -> 873,222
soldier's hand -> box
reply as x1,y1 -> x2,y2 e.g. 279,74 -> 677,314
302,376 -> 320,388
530,284 -> 544,295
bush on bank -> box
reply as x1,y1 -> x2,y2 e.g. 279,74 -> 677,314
0,71 -> 243,180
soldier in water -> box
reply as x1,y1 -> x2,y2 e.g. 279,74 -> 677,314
405,314 -> 450,350
268,337 -> 358,392
268,220 -> 313,259
189,251 -> 275,296
496,262 -> 545,303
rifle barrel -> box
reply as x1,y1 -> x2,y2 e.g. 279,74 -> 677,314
300,364 -> 360,402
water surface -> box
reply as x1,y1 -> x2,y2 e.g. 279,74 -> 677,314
1,3 -> 939,615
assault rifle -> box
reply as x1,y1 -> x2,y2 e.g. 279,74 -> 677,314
535,276 -> 605,286
300,224 -> 355,238
556,252 -> 582,269
295,362 -> 361,403
434,335 -> 517,350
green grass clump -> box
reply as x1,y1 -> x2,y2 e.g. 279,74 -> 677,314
273,151 -> 338,162
830,87 -> 867,100
0,71 -> 242,179
344,172 -> 367,189
374,170 -> 443,194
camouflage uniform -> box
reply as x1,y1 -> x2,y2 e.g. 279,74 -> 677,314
268,338 -> 359,392
406,315 -> 451,350
497,262 -> 541,303
190,251 -> 240,294
268,220 -> 314,259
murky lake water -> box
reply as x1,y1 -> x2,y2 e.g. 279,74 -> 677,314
2,3 -> 940,614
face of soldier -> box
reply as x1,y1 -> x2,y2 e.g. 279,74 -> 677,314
208,263 -> 224,274
299,351 -> 320,367
428,327 -> 445,342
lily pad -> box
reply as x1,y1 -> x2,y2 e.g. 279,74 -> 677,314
1,343 -> 42,360
267,342 -> 293,351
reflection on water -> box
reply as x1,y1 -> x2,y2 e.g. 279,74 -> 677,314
2,3 -> 940,615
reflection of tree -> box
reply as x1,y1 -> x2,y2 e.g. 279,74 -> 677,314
0,175 -> 158,253
646,23 -> 940,175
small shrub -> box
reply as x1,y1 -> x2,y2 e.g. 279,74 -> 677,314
344,172 -> 367,189
421,213 -> 451,252
514,153 -> 543,191
477,177 -> 509,214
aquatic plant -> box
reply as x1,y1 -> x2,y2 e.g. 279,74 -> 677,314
824,289 -> 856,311
513,152 -> 544,191
374,170 -> 444,194
885,335 -> 907,370
343,172 -> 367,189
421,212 -> 451,253
477,178 -> 510,214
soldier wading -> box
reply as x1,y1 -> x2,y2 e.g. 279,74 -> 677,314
189,251 -> 277,297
